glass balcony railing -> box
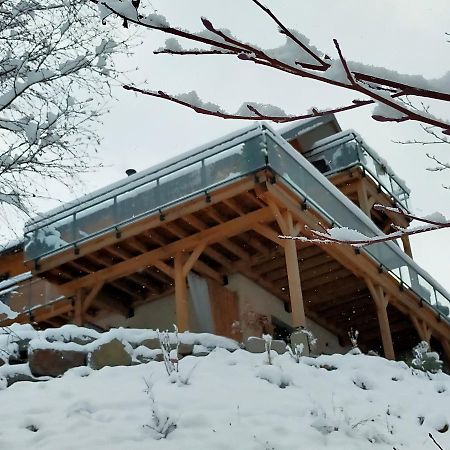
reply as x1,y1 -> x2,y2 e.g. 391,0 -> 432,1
23,123 -> 450,323
303,132 -> 410,210
24,125 -> 268,262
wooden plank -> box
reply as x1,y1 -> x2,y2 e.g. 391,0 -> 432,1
58,207 -> 273,294
208,280 -> 242,340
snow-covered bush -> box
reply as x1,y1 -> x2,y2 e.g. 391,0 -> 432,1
410,341 -> 443,374
287,342 -> 304,363
145,384 -> 177,440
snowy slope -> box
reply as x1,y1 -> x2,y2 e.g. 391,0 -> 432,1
0,346 -> 449,450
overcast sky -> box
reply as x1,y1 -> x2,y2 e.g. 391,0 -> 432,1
12,1 -> 450,290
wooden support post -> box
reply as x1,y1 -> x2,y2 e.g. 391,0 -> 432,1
174,243 -> 206,332
74,289 -> 84,326
356,180 -> 371,218
282,210 -> 306,328
174,252 -> 189,332
366,279 -> 395,360
401,235 -> 413,259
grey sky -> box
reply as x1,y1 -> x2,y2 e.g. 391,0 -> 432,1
10,1 -> 450,289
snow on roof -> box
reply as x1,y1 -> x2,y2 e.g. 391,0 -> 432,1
277,114 -> 340,141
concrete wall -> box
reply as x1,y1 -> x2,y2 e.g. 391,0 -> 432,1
226,273 -> 347,355
98,273 -> 348,355
98,293 -> 202,333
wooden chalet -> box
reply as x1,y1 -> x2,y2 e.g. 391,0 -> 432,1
1,115 -> 450,362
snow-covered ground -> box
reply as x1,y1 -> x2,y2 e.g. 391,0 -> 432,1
0,341 -> 449,450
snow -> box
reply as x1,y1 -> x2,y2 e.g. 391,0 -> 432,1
236,102 -> 287,118
0,301 -> 17,319
175,91 -> 223,112
265,30 -> 325,67
0,336 -> 449,449
423,212 -> 448,223
327,226 -> 372,242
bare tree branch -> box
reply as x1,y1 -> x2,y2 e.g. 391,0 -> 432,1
95,0 -> 450,133
278,205 -> 450,247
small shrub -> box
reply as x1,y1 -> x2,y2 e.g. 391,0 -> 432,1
410,341 -> 443,374
158,326 -> 179,376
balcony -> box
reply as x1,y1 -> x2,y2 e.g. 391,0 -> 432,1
23,123 -> 449,322
303,131 -> 410,210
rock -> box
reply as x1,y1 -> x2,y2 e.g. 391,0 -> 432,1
192,345 -> 210,357
0,358 -> 5,368
153,353 -> 164,362
290,331 -> 310,357
245,337 -> 266,353
8,338 -> 31,365
72,335 -> 96,346
29,349 -> 86,377
178,343 -> 194,357
271,340 -> 287,354
89,339 -> 131,370
140,338 -> 161,350
7,373 -> 40,387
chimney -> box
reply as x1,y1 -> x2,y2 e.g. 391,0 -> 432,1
125,168 -> 136,177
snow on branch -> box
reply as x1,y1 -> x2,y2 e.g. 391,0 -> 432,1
96,0 -> 450,134
278,205 -> 450,247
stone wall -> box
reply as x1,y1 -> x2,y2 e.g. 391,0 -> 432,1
0,325 -> 295,389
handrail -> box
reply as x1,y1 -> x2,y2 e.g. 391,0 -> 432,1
25,124 -> 262,231
304,131 -> 410,209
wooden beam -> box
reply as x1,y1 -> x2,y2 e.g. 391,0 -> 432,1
183,243 -> 206,277
366,279 -> 395,360
153,260 -> 175,279
410,315 -> 432,343
282,210 -> 306,328
401,235 -> 413,259
59,207 -> 273,294
253,223 -> 285,246
74,289 -> 84,326
174,252 -> 189,332
357,179 -> 372,218
83,282 -> 104,313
